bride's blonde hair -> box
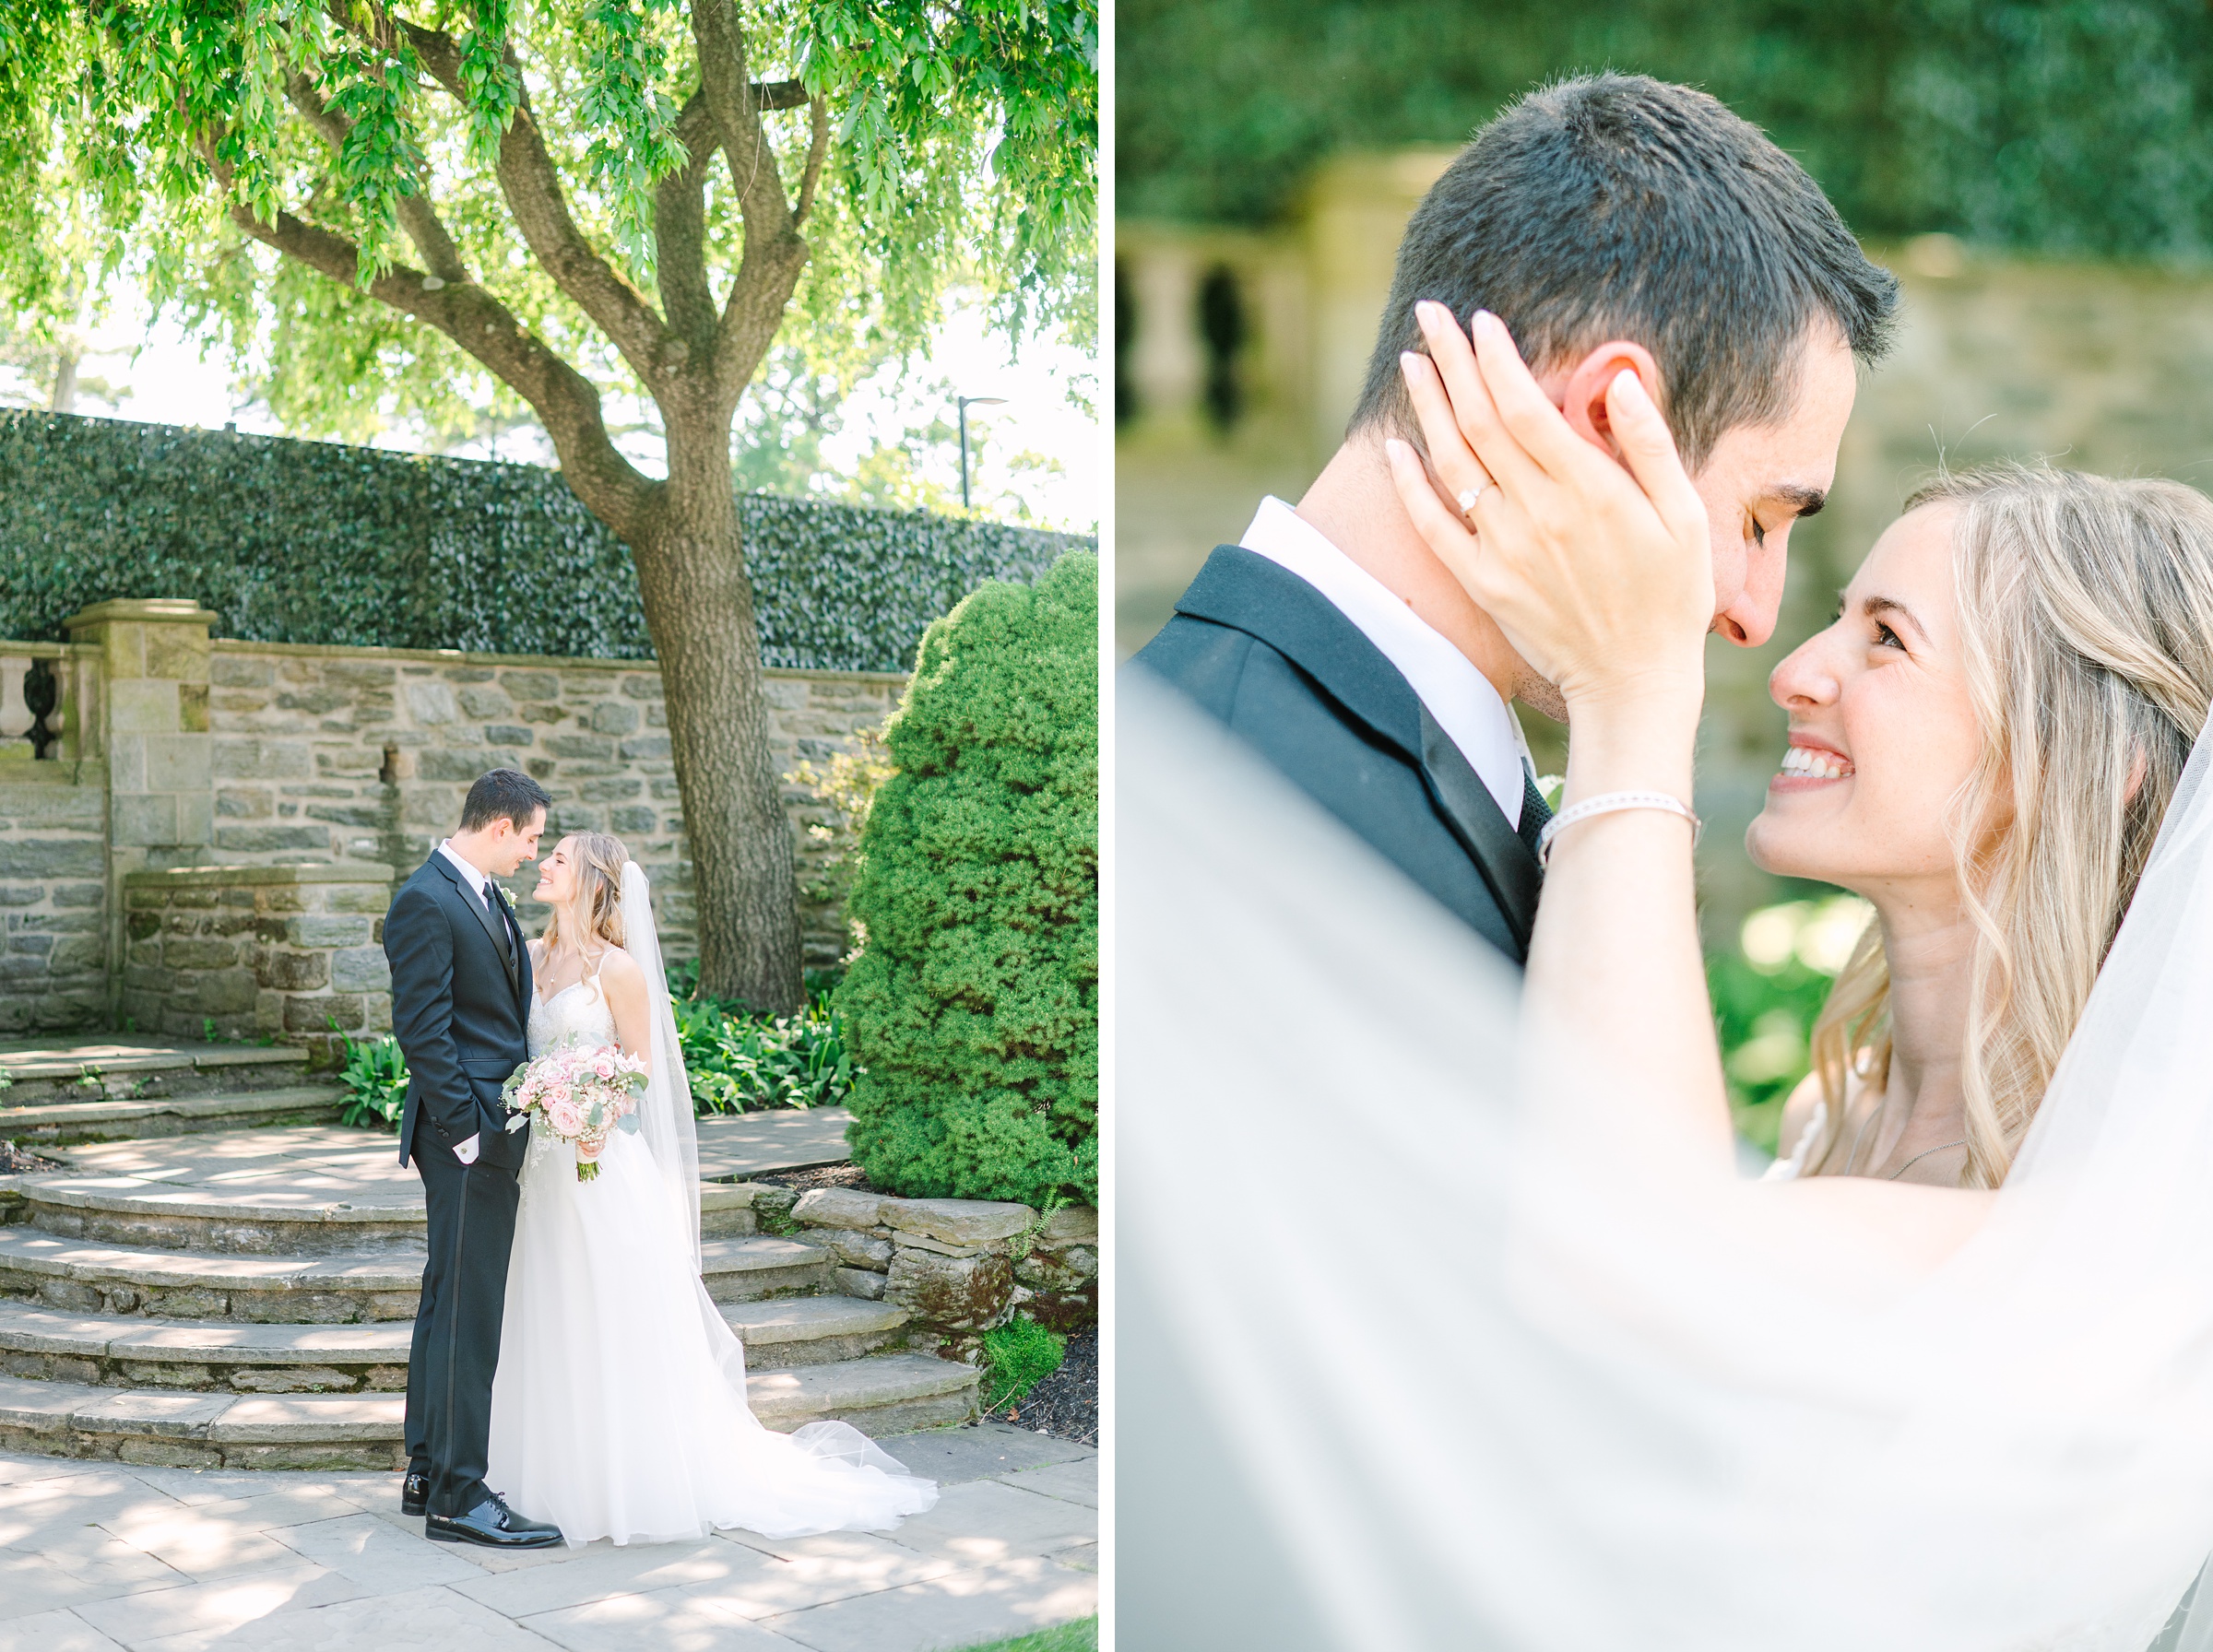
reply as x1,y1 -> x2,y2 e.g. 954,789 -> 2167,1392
1808,464 -> 2213,1187
542,832 -> 630,953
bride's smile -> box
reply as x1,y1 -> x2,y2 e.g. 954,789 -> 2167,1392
1746,500 -> 1982,896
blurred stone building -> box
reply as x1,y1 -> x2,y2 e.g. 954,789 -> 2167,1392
1118,151 -> 2213,940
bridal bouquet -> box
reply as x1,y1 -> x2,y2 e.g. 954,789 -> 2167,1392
501,1045 -> 647,1181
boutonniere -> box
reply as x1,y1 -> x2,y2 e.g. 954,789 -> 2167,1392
494,883 -> 519,913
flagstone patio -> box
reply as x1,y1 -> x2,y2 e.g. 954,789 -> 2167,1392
0,1422 -> 1095,1650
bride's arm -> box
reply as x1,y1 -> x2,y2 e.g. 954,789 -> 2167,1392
593,950 -> 653,1160
1386,303 -> 1733,1175
600,950 -> 653,1065
1383,307 -> 1994,1264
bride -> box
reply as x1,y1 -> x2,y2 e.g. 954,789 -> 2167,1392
486,831 -> 938,1546
1121,305 -> 2213,1650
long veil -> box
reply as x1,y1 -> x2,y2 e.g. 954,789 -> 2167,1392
620,860 -> 703,1268
1121,667 -> 2213,1651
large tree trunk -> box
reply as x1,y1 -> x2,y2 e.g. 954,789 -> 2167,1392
630,411 -> 802,1011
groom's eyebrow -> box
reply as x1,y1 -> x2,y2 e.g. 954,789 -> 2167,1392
1761,483 -> 1828,519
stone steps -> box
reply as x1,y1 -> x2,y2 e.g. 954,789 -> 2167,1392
0,1351 -> 981,1470
0,1292 -> 913,1389
0,1085 -> 349,1147
0,1040 -> 320,1105
0,1107 -> 986,1470
9,1167 -> 767,1253
0,1226 -> 834,1320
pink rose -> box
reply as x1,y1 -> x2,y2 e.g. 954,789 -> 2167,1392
548,1099 -> 584,1136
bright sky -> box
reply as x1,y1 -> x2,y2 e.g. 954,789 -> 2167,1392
16,288 -> 1099,536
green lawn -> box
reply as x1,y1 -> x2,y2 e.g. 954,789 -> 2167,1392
955,1618 -> 1097,1652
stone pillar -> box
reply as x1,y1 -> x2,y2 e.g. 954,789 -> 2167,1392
63,599 -> 218,1022
1125,243 -> 1204,430
1299,148 -> 1456,460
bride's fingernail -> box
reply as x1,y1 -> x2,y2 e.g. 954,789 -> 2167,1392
1472,310 -> 1498,338
1612,369 -> 1647,405
1400,350 -> 1426,379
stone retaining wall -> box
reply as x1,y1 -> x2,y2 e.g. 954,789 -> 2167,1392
0,600 -> 906,1033
786,1189 -> 1100,1359
119,864 -> 396,1056
205,639 -> 900,970
0,764 -> 108,1034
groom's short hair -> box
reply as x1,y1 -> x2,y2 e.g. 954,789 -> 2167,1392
1351,74 -> 1899,470
459,768 -> 551,832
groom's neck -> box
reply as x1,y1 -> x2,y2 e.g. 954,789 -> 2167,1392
444,830 -> 504,880
1293,431 -> 1526,704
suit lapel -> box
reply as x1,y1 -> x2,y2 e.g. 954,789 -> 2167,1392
1416,706 -> 1541,955
430,853 -> 517,991
1177,545 -> 1544,956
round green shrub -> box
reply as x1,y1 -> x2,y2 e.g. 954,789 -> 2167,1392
838,550 -> 1098,1207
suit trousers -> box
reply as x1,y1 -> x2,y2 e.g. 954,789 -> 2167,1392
404,1113 -> 522,1518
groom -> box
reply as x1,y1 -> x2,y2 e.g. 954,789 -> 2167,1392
385,768 -> 563,1549
1135,73 -> 1899,965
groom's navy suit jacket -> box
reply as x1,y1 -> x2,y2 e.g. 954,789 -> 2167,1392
386,852 -> 535,1171
1133,545 -> 1544,964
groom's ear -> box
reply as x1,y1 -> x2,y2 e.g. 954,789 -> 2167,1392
1553,341 -> 1664,463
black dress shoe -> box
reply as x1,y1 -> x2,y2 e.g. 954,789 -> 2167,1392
400,1469 -> 429,1517
425,1492 -> 563,1549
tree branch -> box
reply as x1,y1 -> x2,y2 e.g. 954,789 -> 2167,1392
337,11 -> 682,393
654,92 -> 720,350
691,0 -> 811,403
200,142 -> 653,538
690,0 -> 798,246
283,75 -> 468,285
794,95 -> 830,229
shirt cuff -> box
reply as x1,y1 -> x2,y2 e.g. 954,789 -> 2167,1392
454,1134 -> 480,1165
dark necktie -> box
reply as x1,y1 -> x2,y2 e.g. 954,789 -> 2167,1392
481,881 -> 515,963
1517,763 -> 1553,862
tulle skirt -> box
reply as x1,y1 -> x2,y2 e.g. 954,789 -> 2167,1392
488,1127 -> 939,1546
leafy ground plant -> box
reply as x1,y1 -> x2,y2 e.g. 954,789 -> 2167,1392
334,1032 -> 410,1133
675,987 -> 858,1115
981,1313 -> 1068,1413
330,972 -> 860,1128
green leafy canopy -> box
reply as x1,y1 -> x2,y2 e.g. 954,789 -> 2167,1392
0,0 -> 1096,445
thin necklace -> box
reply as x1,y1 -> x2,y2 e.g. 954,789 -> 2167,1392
1884,1139 -> 1969,1181
1842,1102 -> 1968,1181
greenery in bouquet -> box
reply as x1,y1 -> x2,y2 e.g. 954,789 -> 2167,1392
1711,893 -> 1875,1155
501,1046 -> 648,1183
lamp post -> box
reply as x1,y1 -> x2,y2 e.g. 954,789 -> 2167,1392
957,395 -> 1007,511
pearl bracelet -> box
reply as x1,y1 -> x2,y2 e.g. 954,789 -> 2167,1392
1536,790 -> 1701,867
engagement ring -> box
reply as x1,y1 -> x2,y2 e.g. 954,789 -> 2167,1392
1457,481 -> 1489,516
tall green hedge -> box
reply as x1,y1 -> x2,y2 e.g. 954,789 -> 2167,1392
0,411 -> 1088,671
1120,0 -> 2213,260
838,550 -> 1098,1208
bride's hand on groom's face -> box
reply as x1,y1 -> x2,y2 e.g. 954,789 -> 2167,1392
1384,301 -> 1714,719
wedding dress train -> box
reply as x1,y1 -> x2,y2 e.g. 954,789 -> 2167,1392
487,890 -> 937,1547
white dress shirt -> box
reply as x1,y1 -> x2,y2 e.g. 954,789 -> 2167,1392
1238,496 -> 1532,826
435,839 -> 500,1165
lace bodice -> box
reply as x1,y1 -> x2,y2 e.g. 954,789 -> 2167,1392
527,966 -> 618,1058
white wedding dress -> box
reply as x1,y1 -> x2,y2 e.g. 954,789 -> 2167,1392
486,869 -> 937,1547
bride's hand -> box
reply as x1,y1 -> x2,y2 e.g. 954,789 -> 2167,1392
1383,301 -> 1713,720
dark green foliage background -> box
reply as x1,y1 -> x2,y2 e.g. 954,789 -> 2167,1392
0,412 -> 1088,672
1118,0 -> 2213,257
839,550 -> 1098,1207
